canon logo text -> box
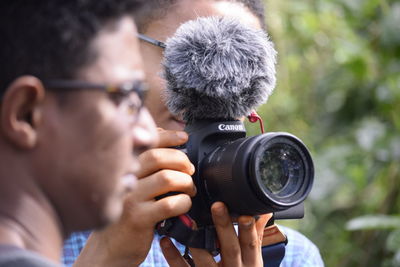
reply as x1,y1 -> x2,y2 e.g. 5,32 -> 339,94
218,124 -> 245,131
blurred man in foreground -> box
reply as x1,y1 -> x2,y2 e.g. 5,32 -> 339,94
0,0 -> 158,265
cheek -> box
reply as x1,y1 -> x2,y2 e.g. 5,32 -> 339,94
36,97 -> 133,229
66,116 -> 131,228
90,112 -> 133,171
142,47 -> 169,118
145,83 -> 165,116
62,105 -> 132,196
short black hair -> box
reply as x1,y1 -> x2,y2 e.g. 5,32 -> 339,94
137,0 -> 266,32
0,0 -> 153,98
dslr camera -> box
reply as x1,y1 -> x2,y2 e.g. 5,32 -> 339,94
157,119 -> 314,251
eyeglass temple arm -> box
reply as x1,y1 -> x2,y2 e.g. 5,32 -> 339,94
138,34 -> 166,49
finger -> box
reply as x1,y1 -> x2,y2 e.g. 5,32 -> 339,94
160,237 -> 190,267
147,194 -> 192,222
210,202 -> 241,265
255,213 -> 272,241
189,247 -> 218,267
135,169 -> 196,199
237,215 -> 260,266
157,128 -> 188,148
136,148 -> 195,178
119,193 -> 192,226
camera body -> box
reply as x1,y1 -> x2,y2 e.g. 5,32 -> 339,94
157,119 -> 314,251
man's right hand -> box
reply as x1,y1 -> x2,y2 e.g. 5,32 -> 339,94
160,202 -> 272,267
73,129 -> 196,267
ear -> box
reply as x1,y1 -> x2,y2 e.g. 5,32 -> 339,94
0,76 -> 46,149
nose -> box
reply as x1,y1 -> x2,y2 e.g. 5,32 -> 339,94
131,107 -> 159,154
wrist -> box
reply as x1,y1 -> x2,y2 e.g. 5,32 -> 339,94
73,229 -> 145,267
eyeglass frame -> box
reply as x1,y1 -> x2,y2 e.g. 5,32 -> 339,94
41,34 -> 166,120
43,79 -> 148,121
138,34 -> 166,49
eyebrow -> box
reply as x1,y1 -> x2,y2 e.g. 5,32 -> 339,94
138,33 -> 166,49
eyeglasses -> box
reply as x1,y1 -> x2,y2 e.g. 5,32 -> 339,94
43,80 -> 147,122
138,34 -> 166,49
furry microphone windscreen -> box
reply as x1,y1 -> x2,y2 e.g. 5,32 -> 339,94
163,16 -> 277,123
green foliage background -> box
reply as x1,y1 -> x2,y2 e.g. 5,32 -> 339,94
246,0 -> 400,266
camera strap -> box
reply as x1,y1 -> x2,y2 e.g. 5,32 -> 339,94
157,215 -> 220,254
261,224 -> 287,267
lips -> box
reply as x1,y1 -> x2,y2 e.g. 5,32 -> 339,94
171,116 -> 185,130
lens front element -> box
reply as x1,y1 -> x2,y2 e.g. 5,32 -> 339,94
251,134 -> 313,207
258,143 -> 304,196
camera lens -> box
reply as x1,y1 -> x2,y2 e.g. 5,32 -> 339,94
200,132 -> 313,215
257,143 -> 304,196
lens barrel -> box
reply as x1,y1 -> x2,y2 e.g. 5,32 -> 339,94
200,132 -> 314,215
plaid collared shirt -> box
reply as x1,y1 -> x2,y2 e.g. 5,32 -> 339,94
62,225 -> 324,266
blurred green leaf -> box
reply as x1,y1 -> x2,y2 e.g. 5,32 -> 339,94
387,229 -> 400,252
346,215 -> 400,230
381,3 -> 400,47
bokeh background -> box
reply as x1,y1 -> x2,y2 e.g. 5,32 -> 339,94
245,0 -> 400,266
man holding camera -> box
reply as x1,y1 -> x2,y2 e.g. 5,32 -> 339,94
63,0 -> 324,266
0,0 -> 158,265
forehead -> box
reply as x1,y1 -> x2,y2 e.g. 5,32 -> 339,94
145,0 -> 261,41
80,16 -> 145,84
